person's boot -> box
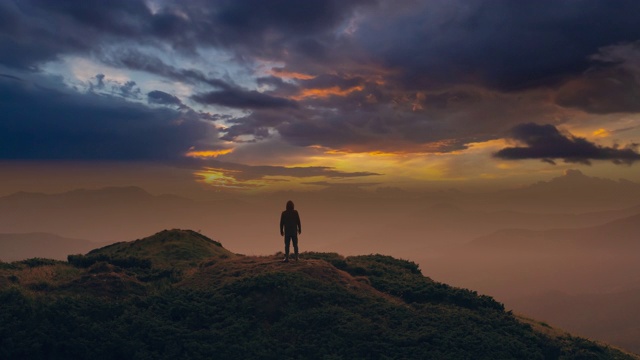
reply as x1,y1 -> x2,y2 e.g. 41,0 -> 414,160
283,255 -> 289,263
294,253 -> 299,261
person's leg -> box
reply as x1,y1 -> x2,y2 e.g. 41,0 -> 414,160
284,235 -> 291,262
292,235 -> 299,261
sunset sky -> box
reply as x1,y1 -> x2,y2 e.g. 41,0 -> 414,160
2,0 -> 640,196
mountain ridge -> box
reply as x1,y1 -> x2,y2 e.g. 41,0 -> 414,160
0,229 -> 637,359
0,232 -> 100,262
471,211 -> 640,251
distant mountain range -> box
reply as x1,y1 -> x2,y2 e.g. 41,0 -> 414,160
0,186 -> 242,244
0,232 -> 99,261
2,168 -> 640,259
488,169 -> 640,212
470,212 -> 640,251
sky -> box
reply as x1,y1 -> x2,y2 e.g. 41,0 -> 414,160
2,0 -> 640,196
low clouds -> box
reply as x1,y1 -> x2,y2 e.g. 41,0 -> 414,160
494,123 -> 640,165
192,159 -> 381,185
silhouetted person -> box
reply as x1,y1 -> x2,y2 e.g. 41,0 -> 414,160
280,200 -> 301,262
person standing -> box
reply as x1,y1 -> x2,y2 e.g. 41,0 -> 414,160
280,200 -> 301,262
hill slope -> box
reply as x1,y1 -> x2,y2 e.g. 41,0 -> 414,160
0,229 -> 636,359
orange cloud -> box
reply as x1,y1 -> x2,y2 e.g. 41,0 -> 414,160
592,128 -> 610,138
293,86 -> 364,100
270,69 -> 316,80
186,149 -> 233,158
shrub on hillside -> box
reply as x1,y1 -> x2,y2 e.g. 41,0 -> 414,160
68,254 -> 151,269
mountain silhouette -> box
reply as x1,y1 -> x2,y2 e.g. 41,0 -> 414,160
0,229 -> 636,359
471,212 -> 640,251
492,169 -> 640,211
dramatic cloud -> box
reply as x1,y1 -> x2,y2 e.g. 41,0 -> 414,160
556,42 -> 640,114
148,90 -> 183,107
103,50 -> 232,89
0,0 -> 153,69
5,0 -> 640,94
0,75 -> 220,161
355,0 -> 640,91
192,88 -> 298,110
494,123 -> 640,165
2,0 -> 640,190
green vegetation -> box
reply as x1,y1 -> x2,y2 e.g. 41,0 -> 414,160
305,253 -> 504,311
0,230 -> 636,359
85,229 -> 235,269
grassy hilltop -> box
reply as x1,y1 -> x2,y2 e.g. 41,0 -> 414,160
0,229 -> 637,360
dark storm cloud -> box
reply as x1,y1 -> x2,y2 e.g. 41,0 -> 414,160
104,50 -> 232,89
192,88 -> 298,110
6,0 -> 640,94
30,0 -> 152,36
221,85 -> 550,153
197,0 -> 374,50
115,80 -> 141,99
0,76 -> 219,161
90,74 -> 105,90
148,90 -> 183,107
4,0 -> 640,160
0,0 -> 372,70
217,109 -> 300,142
356,0 -> 640,91
556,67 -> 640,114
256,76 -> 300,97
555,42 -> 640,114
494,123 -> 640,165
0,0 -> 153,69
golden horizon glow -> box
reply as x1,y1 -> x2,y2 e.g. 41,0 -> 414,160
191,138 -> 519,191
191,135 -> 634,193
194,168 -> 265,189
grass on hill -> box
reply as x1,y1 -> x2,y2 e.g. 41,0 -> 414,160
0,229 -> 637,359
73,229 -> 235,269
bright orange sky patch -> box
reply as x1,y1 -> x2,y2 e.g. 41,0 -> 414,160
293,86 -> 364,100
186,149 -> 234,158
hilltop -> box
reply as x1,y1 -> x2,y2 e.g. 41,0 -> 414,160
84,229 -> 236,269
0,229 -> 637,359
